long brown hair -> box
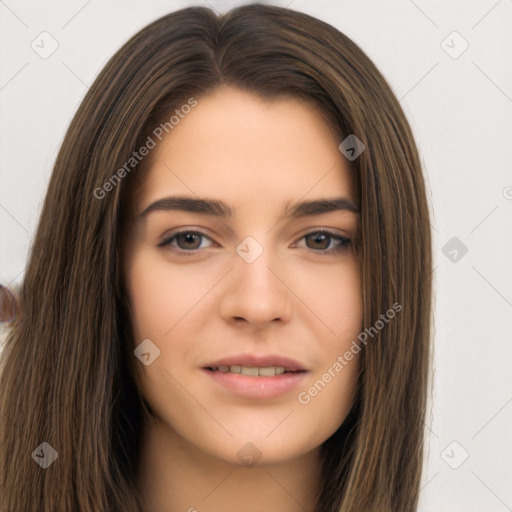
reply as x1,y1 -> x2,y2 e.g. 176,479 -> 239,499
0,4 -> 433,511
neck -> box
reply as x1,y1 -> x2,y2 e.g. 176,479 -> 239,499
135,415 -> 322,512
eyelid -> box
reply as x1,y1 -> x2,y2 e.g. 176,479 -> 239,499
292,229 -> 351,254
158,227 -> 351,254
294,225 -> 350,240
157,228 -> 216,249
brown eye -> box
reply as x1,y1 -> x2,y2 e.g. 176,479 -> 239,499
305,232 -> 330,250
176,232 -> 202,250
300,230 -> 351,254
158,230 -> 214,253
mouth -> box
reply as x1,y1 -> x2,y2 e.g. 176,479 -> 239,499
201,354 -> 308,399
204,365 -> 306,377
203,353 -> 307,374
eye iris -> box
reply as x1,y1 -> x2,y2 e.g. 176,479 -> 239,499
177,232 -> 201,250
307,232 -> 330,250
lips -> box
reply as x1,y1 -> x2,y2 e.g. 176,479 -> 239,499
201,353 -> 309,399
203,353 -> 307,373
202,353 -> 308,399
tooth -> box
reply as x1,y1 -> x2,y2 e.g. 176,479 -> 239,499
216,365 -> 290,376
240,366 -> 259,376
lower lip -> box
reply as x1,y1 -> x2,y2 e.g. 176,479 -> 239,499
202,368 -> 308,399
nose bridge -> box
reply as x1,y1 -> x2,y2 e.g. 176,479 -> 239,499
234,234 -> 281,294
219,234 -> 292,325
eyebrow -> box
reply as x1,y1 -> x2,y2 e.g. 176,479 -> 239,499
138,195 -> 360,219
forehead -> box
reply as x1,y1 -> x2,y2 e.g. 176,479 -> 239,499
136,85 -> 355,212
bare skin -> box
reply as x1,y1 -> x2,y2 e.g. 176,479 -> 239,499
122,85 -> 362,512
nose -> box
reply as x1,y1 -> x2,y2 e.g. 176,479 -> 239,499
219,244 -> 293,329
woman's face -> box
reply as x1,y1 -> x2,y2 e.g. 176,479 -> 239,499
123,85 -> 362,466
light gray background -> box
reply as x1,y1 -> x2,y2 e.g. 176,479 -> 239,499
1,1 -> 511,510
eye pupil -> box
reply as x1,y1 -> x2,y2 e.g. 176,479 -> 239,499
178,232 -> 201,249
307,232 -> 329,250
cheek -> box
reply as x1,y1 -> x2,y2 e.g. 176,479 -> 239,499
126,272 -> 171,343
124,251 -> 210,419
299,256 -> 362,339
125,250 -> 211,342
293,258 -> 362,426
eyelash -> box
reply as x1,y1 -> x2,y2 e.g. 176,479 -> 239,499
158,229 -> 351,256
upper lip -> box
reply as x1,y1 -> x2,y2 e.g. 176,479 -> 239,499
204,353 -> 307,372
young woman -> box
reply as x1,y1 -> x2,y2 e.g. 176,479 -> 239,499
0,4 -> 433,511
